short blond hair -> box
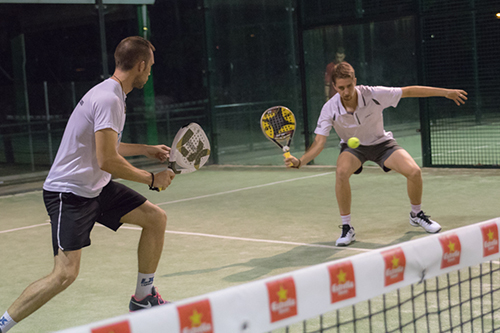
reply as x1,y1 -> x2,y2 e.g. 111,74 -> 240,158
332,61 -> 355,86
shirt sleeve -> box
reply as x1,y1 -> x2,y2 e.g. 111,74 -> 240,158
93,95 -> 122,134
314,103 -> 334,136
371,86 -> 403,108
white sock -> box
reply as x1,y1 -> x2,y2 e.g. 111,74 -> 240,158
0,311 -> 17,332
134,272 -> 155,300
411,204 -> 422,216
341,214 -> 351,227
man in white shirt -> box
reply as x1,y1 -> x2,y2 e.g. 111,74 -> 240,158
0,36 -> 175,333
285,62 -> 467,246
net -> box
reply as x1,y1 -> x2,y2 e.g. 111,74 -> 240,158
276,262 -> 500,332
56,217 -> 500,333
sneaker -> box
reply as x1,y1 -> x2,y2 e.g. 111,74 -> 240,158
129,286 -> 168,312
409,211 -> 441,233
336,225 -> 355,246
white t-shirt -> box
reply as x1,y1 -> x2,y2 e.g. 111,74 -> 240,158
314,85 -> 402,145
43,79 -> 126,198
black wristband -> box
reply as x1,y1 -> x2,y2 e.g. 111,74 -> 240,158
149,172 -> 159,192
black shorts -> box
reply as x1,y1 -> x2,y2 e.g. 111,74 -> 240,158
340,139 -> 403,174
43,180 -> 147,256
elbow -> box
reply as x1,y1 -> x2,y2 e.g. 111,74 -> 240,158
97,155 -> 112,173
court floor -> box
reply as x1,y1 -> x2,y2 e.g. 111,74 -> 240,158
0,165 -> 499,332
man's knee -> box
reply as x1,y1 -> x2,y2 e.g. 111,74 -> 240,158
146,205 -> 167,231
406,165 -> 422,180
336,166 -> 355,181
53,261 -> 79,290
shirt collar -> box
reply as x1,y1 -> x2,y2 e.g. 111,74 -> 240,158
335,86 -> 364,115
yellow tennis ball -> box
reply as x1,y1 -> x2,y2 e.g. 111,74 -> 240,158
347,137 -> 360,148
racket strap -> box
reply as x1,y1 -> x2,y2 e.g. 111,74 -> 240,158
149,172 -> 160,192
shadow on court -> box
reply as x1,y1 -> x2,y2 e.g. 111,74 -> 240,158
162,230 -> 423,283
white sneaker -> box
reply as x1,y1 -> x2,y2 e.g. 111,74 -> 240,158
336,225 -> 355,246
409,211 -> 441,233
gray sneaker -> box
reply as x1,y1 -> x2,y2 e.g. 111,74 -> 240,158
409,211 -> 441,233
129,286 -> 168,312
336,225 -> 355,246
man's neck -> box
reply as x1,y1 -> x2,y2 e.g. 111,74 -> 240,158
342,91 -> 358,113
111,71 -> 133,95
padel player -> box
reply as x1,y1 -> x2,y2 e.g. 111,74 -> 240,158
285,62 -> 467,246
0,36 -> 174,333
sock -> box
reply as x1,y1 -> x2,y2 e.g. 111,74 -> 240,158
411,204 -> 422,216
341,214 -> 351,227
0,311 -> 17,333
134,273 -> 155,300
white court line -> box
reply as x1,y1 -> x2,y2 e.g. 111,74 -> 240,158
0,222 -> 49,234
156,172 -> 334,206
119,225 -> 372,252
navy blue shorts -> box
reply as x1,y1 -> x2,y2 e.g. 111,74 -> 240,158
43,180 -> 147,256
340,139 -> 403,174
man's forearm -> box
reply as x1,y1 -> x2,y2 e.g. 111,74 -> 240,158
401,86 -> 450,98
100,153 -> 152,185
118,143 -> 147,157
300,140 -> 324,165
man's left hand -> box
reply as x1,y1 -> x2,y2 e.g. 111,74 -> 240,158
145,145 -> 170,163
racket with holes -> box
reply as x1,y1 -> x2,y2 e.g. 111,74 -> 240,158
151,123 -> 211,192
167,123 -> 211,174
260,106 -> 296,161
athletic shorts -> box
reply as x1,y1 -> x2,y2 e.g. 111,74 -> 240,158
340,139 -> 403,174
43,180 -> 147,256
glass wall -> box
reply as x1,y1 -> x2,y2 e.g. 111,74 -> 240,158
303,17 -> 421,162
0,0 -> 498,182
204,0 -> 303,165
0,1 -> 207,179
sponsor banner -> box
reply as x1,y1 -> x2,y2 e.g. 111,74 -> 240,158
328,260 -> 356,303
266,276 -> 298,323
480,223 -> 499,257
439,233 -> 461,269
91,320 -> 131,333
177,299 -> 213,333
381,247 -> 406,286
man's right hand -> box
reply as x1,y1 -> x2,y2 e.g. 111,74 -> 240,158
285,155 -> 301,169
154,169 -> 176,191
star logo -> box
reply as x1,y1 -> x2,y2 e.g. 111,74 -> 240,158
391,256 -> 400,268
481,223 -> 499,257
337,269 -> 347,283
266,277 -> 297,322
439,234 -> 461,269
381,247 -> 406,286
177,299 -> 213,333
189,309 -> 203,327
328,261 -> 356,303
277,285 -> 288,302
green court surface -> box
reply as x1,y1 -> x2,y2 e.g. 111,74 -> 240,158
0,165 -> 499,332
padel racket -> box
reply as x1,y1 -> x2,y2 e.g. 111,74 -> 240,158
150,123 -> 211,191
260,106 -> 296,161
168,123 -> 211,174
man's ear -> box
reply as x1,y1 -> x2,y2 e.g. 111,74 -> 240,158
137,60 -> 146,73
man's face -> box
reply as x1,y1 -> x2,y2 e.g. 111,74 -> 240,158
133,49 -> 154,89
335,52 -> 345,63
333,77 -> 357,102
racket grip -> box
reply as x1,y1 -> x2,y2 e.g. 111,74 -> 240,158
283,151 -> 291,159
